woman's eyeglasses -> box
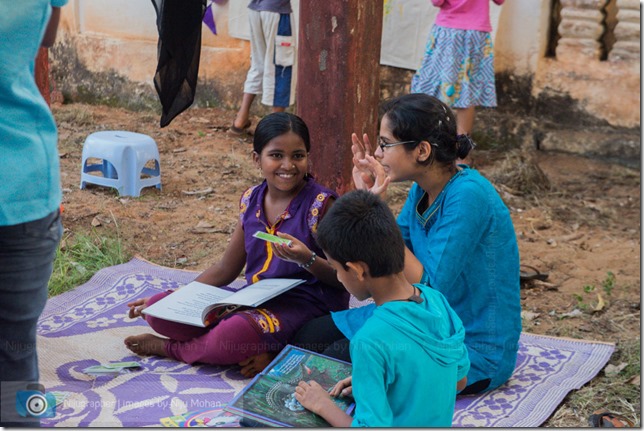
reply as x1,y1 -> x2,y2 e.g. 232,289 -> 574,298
377,137 -> 417,152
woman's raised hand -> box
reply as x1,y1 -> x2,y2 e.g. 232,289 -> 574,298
351,133 -> 375,190
351,133 -> 390,197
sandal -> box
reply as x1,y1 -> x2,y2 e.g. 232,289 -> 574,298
520,264 -> 549,282
589,410 -> 634,427
229,119 -> 251,136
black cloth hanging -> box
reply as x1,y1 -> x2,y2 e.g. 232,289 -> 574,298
151,0 -> 206,127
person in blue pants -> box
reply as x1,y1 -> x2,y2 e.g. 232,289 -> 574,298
0,0 -> 67,426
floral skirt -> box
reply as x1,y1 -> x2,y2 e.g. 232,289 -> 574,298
411,25 -> 497,109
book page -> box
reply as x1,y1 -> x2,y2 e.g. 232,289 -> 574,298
142,281 -> 233,327
225,279 -> 304,307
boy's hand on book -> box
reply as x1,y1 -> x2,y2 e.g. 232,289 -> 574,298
329,376 -> 353,398
294,380 -> 335,416
127,297 -> 149,319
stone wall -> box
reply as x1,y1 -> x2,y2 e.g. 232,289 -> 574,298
533,0 -> 640,129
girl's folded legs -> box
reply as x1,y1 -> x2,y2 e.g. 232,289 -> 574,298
165,313 -> 266,366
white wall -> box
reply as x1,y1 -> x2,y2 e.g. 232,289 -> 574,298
495,0 -> 549,76
65,0 -> 541,76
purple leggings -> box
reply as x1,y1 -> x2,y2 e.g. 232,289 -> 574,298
144,291 -> 273,365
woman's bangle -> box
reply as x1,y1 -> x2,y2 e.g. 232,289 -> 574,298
299,252 -> 317,269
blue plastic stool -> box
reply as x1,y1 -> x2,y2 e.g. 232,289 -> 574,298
80,131 -> 162,197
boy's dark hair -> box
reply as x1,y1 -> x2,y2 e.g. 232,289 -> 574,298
316,190 -> 405,277
253,112 -> 311,154
379,93 -> 474,165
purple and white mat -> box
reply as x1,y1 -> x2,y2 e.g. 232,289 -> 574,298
38,257 -> 614,427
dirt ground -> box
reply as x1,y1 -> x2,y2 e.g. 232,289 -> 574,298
53,103 -> 640,427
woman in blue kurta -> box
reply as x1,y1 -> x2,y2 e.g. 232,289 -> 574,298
296,93 -> 521,394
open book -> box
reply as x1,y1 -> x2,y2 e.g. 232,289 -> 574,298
225,345 -> 355,427
142,279 -> 305,327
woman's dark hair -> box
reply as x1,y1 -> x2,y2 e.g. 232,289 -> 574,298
253,112 -> 311,154
379,94 -> 475,165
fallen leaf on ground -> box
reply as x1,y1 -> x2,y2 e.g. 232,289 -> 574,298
91,216 -> 102,227
560,309 -> 583,319
559,232 -> 584,242
627,375 -> 640,385
181,188 -> 214,196
604,362 -> 628,376
195,221 -> 214,229
521,311 -> 540,321
593,292 -> 605,312
533,280 -> 558,290
190,220 -> 231,234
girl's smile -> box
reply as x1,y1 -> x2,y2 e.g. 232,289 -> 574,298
254,131 -> 309,195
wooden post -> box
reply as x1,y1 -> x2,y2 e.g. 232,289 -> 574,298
35,47 -> 51,106
296,0 -> 383,195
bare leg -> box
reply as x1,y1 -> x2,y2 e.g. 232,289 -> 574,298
455,106 -> 476,135
238,352 -> 278,378
233,93 -> 256,130
454,106 -> 476,165
125,333 -> 168,357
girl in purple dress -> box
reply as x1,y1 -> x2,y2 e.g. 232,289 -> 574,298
125,113 -> 348,377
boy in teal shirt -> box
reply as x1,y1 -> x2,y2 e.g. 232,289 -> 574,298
294,190 -> 469,427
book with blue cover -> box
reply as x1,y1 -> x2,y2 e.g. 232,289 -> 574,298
225,345 -> 354,427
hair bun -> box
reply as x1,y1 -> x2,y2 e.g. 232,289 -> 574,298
456,134 -> 476,159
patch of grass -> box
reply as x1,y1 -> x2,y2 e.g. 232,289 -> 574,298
53,106 -> 95,126
573,272 -> 617,312
471,130 -> 511,151
545,338 -> 641,427
488,149 -> 551,196
48,229 -> 129,297
573,293 -> 590,311
602,271 -> 616,296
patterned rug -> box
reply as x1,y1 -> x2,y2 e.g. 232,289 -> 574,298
38,257 -> 615,427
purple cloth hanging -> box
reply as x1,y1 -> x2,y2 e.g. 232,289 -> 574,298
203,2 -> 217,35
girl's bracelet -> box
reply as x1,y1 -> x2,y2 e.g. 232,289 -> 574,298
299,252 -> 317,269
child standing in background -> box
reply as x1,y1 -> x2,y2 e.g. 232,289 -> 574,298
411,0 -> 504,160
230,0 -> 296,135
125,112 -> 348,377
294,190 -> 469,427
